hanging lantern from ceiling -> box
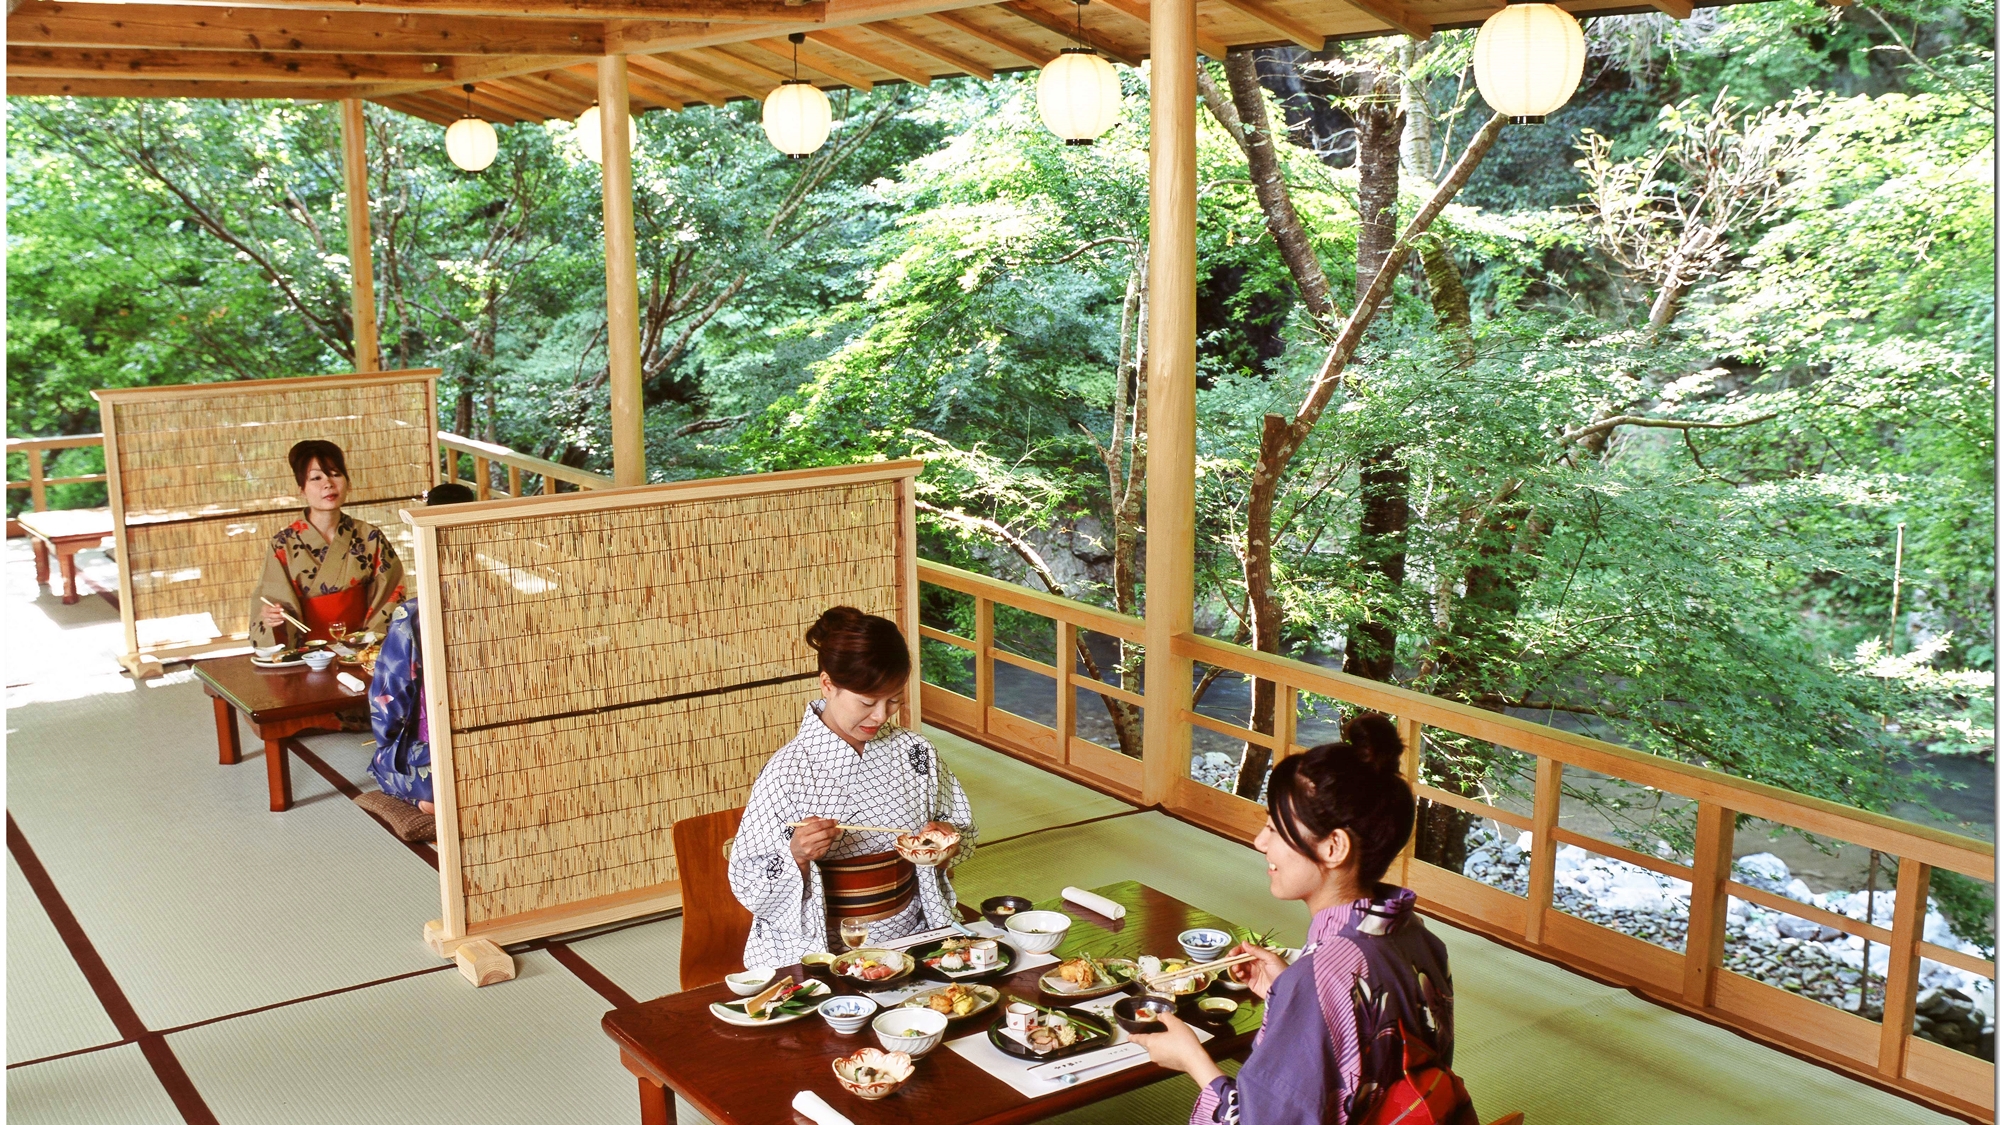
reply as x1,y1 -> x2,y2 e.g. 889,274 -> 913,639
763,32 -> 833,158
1036,1 -> 1121,145
575,103 -> 639,165
445,84 -> 498,172
1472,2 -> 1587,124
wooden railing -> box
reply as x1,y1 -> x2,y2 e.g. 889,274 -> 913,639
5,433 -> 109,529
914,559 -> 1996,1119
437,432 -> 613,498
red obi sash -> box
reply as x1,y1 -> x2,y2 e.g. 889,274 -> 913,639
299,585 -> 368,642
821,849 -> 916,926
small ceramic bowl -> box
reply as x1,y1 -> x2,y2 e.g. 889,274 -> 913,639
1112,995 -> 1176,1035
1004,910 -> 1072,955
832,1047 -> 915,1100
893,826 -> 961,867
723,968 -> 775,997
800,951 -> 836,979
980,895 -> 1035,928
300,650 -> 336,671
1177,928 -> 1232,963
818,994 -> 880,1035
1193,996 -> 1239,1026
253,644 -> 287,659
871,1006 -> 948,1058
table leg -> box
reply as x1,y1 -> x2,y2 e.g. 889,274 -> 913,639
57,550 -> 79,605
31,539 -> 50,586
638,1077 -> 674,1125
265,738 -> 292,812
212,697 -> 242,766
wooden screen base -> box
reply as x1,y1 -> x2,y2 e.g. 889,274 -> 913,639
455,939 -> 516,987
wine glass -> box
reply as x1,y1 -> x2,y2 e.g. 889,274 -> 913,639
839,917 -> 870,951
329,621 -> 349,653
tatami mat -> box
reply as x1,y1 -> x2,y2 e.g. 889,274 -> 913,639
5,674 -> 442,1029
925,724 -> 1132,843
5,539 -> 134,705
5,1044 -> 182,1125
566,916 -> 684,1004
167,949 -> 635,1125
6,855 -> 122,1064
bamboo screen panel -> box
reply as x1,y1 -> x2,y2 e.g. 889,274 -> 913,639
416,464 -> 918,942
94,370 -> 439,654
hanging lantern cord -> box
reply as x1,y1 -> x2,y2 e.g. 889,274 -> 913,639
462,83 -> 474,118
1073,0 -> 1086,46
789,31 -> 805,81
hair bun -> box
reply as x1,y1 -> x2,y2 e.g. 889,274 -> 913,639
1341,712 -> 1406,776
805,605 -> 868,652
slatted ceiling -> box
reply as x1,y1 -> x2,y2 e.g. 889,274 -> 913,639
649,51 -> 766,100
810,27 -> 931,87
463,82 -> 542,121
705,42 -> 790,85
625,53 -> 725,105
867,19 -> 996,80
921,12 -> 1052,67
745,36 -> 873,90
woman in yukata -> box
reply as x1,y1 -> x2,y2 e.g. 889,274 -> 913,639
1140,713 -> 1479,1125
248,439 -> 406,648
729,606 -> 978,969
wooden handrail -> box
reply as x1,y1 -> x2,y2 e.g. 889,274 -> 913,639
6,433 -> 109,520
436,431 -> 613,498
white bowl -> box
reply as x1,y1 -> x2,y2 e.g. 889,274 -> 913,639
871,1006 -> 948,1058
723,968 -> 775,997
300,650 -> 336,671
1178,928 -> 1232,963
818,993 -> 879,1035
1005,910 -> 1072,955
253,644 -> 287,659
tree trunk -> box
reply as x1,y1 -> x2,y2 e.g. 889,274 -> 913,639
1234,413 -> 1289,798
1216,52 -> 1339,330
1343,76 -> 1408,684
1398,41 -> 1435,183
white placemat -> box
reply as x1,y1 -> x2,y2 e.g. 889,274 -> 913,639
944,994 -> 1212,1099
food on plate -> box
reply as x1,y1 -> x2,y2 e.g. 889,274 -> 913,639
991,903 -> 1017,915
1058,958 -> 1097,988
843,957 -> 902,982
1136,955 -> 1210,995
924,984 -> 982,1017
832,1048 -> 915,1100
1131,1007 -> 1161,1021
720,977 -> 824,1021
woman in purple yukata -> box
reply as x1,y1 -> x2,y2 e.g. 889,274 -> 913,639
1140,714 -> 1478,1125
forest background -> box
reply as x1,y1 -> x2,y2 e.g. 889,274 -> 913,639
7,0 -> 1994,935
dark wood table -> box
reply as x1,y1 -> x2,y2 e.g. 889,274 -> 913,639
17,507 -> 113,605
194,654 -> 371,812
602,881 -> 1262,1125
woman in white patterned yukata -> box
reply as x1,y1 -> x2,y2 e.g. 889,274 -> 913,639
729,606 -> 978,969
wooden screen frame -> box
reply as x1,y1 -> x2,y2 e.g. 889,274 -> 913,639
92,369 -> 441,673
406,459 -> 923,956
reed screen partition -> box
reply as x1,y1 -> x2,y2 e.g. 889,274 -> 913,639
404,460 -> 921,955
914,558 -> 1996,1120
91,370 -> 441,672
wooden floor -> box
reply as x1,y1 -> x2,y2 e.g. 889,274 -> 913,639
2,538 -> 1968,1125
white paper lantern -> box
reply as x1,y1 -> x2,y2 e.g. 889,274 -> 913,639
575,104 -> 639,164
1473,2 -> 1587,123
1037,48 -> 1121,145
763,80 -> 832,158
445,116 -> 498,172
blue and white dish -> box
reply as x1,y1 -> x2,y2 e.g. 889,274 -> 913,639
1177,928 -> 1232,962
818,994 -> 880,1035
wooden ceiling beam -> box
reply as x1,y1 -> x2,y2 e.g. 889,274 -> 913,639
7,4 -> 606,56
1090,0 -> 1228,60
398,86 -> 492,122
92,0 -> 824,22
1203,0 -> 1322,50
1331,0 -> 1431,39
375,92 -> 460,124
650,50 -> 771,99
451,52 -> 588,82
1644,0 -> 1693,17
473,77 -> 570,118
6,75 -> 403,98
806,28 -> 929,85
623,55 -> 730,104
995,0 -> 1139,66
696,43 -> 791,84
7,45 -> 453,82
860,20 -> 992,79
921,11 -> 1051,67
745,36 -> 873,90
503,69 -> 596,113
619,68 -> 689,110
450,81 -> 541,120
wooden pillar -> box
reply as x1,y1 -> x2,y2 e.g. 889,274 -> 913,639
1681,800 -> 1736,1006
599,56 -> 646,488
339,99 -> 379,372
1141,0 -> 1198,805
1878,860 -> 1932,1077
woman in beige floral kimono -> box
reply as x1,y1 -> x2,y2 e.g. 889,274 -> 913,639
247,440 -> 407,648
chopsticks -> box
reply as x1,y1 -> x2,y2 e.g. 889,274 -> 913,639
259,597 -> 310,634
1142,950 -> 1261,988
783,821 -> 913,834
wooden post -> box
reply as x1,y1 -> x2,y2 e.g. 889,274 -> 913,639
1393,716 -> 1421,884
1141,0 -> 1197,806
1878,860 -> 1932,1077
474,456 -> 493,500
339,99 -> 379,373
1681,800 -> 1736,1006
974,597 -> 994,735
1054,618 -> 1075,762
1524,755 -> 1562,943
599,56 -> 645,488
26,448 -> 46,512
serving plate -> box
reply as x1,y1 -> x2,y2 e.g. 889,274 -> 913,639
899,982 -> 1001,1022
910,937 -> 1017,982
1038,957 -> 1141,1001
830,948 -> 917,991
986,1006 -> 1116,1061
708,978 -> 830,1026
251,652 -> 305,668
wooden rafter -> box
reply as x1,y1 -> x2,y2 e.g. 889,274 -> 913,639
6,75 -> 403,98
745,36 -> 873,90
995,0 -> 1140,66
806,28 -> 931,86
7,45 -> 451,82
636,52 -> 765,100
103,0 -> 826,22
1332,0 -> 1431,40
619,66 -> 690,109
6,4 -> 608,56
1090,0 -> 1228,62
697,43 -> 791,85
376,92 -> 458,124
921,11 -> 1052,68
466,79 -> 566,119
453,53 -> 589,83
625,53 -> 731,105
1645,0 -> 1693,17
859,20 -> 993,80
1203,0 -> 1321,50
503,69 -> 596,113
401,87 -> 492,122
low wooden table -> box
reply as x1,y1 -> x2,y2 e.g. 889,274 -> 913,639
194,654 -> 371,812
17,507 -> 114,605
601,881 -> 1261,1125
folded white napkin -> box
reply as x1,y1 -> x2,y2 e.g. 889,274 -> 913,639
792,1091 -> 855,1125
336,671 -> 367,694
1061,886 -> 1125,920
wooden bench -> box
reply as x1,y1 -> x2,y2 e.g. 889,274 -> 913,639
17,507 -> 114,606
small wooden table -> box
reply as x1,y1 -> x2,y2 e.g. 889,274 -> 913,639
195,654 -> 371,812
601,881 -> 1261,1125
17,507 -> 114,605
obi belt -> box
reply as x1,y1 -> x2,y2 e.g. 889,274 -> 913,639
820,849 -> 916,925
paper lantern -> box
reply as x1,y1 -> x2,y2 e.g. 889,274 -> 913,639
575,104 -> 639,164
763,80 -> 832,158
445,116 -> 498,172
1037,48 -> 1122,145
1473,2 -> 1587,124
